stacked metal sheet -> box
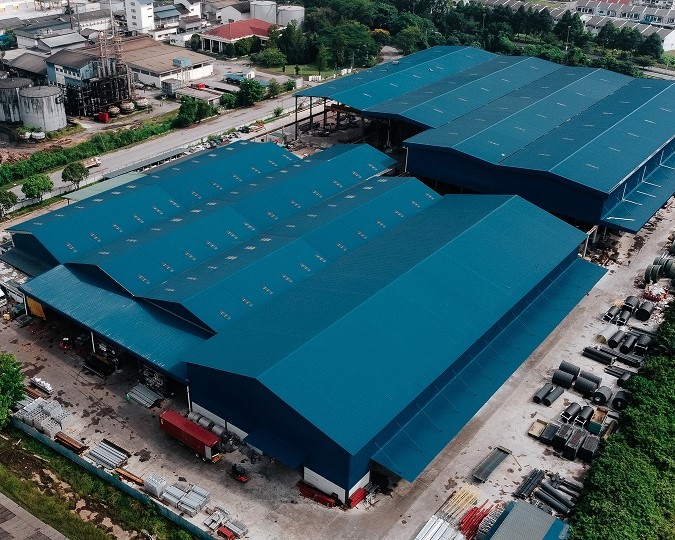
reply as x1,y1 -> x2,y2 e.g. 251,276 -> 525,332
12,396 -> 34,412
225,518 -> 248,538
177,485 -> 211,517
87,441 -> 129,469
127,384 -> 163,408
203,508 -> 228,531
161,484 -> 187,508
144,474 -> 167,498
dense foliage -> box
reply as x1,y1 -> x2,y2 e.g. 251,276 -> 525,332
570,303 -> 675,540
173,96 -> 218,128
0,353 -> 24,429
0,190 -> 17,217
254,1 -> 665,75
21,174 -> 53,201
0,120 -> 174,188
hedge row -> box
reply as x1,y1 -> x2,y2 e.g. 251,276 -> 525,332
569,302 -> 675,540
0,121 -> 173,186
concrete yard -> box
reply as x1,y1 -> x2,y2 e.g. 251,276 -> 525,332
1,198 -> 673,540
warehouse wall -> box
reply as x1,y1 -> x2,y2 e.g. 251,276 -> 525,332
186,365 -> 357,496
406,145 -> 605,224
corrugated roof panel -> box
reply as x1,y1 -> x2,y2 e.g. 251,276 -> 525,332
503,78 -> 664,174
371,56 -> 564,128
454,69 -> 632,164
552,81 -> 675,192
296,46 -> 496,110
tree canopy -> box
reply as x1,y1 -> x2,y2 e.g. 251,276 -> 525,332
237,79 -> 266,106
0,353 -> 24,430
0,190 -> 18,218
21,174 -> 53,201
62,161 -> 89,189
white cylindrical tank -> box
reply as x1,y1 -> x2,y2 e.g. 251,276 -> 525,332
277,5 -> 305,29
251,0 -> 277,24
0,78 -> 32,123
18,86 -> 67,132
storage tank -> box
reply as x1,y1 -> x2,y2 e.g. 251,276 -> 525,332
251,0 -> 277,23
277,5 -> 305,28
18,86 -> 66,132
0,78 -> 32,123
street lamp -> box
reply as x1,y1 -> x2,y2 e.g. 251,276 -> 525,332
565,25 -> 571,51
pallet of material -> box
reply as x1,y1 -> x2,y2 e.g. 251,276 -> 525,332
527,419 -> 548,439
54,432 -> 88,455
115,468 -> 145,486
24,386 -> 43,399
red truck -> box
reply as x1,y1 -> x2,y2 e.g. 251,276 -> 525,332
159,410 -> 221,462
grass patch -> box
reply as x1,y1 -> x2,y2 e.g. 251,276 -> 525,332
0,427 -> 193,540
264,63 -> 327,77
45,124 -> 85,141
0,464 -> 110,540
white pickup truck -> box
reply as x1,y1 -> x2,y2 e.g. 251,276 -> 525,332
82,156 -> 102,168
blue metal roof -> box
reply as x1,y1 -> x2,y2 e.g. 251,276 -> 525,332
188,195 -> 599,454
373,256 -> 604,480
295,46 -> 495,111
20,264 -> 208,379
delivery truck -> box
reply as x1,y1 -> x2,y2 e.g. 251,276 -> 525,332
159,409 -> 221,462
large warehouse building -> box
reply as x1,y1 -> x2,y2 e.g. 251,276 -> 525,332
296,46 -> 675,234
3,141 -> 604,500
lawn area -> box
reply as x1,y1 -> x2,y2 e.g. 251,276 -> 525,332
264,63 -> 326,77
0,427 -> 192,540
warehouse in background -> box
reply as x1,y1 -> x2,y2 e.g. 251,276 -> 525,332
2,141 -> 604,501
296,46 -> 675,235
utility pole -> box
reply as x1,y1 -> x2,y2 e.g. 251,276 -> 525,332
565,25 -> 571,52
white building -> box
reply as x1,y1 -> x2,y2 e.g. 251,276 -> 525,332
174,0 -> 202,17
126,0 -> 155,34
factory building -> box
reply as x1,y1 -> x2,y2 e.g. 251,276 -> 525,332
2,141 -> 603,500
296,46 -> 675,234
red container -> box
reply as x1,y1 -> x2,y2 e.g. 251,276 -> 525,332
217,526 -> 236,539
159,410 -> 220,459
97,112 -> 110,123
193,83 -> 206,89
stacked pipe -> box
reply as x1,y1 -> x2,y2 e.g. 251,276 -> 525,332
582,346 -> 616,365
644,254 -> 675,284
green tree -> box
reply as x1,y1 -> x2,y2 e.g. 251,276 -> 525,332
283,80 -> 296,92
174,96 -> 198,127
394,26 -> 427,54
21,174 -> 53,201
237,79 -> 266,106
273,106 -> 283,117
195,99 -> 215,121
219,93 -> 236,109
0,353 -> 24,429
253,46 -> 288,67
225,43 -> 236,57
267,79 -> 282,99
596,21 -> 616,49
189,34 -> 201,51
315,43 -> 330,72
234,37 -> 254,57
0,190 -> 17,218
638,32 -> 663,60
62,161 -> 89,189
277,21 -> 307,64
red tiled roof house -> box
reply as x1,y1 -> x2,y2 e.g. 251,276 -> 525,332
199,18 -> 274,52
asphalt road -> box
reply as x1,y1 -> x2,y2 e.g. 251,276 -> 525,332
9,95 -> 323,200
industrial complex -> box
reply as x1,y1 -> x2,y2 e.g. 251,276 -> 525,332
3,137 -> 604,500
1,43 -> 675,540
